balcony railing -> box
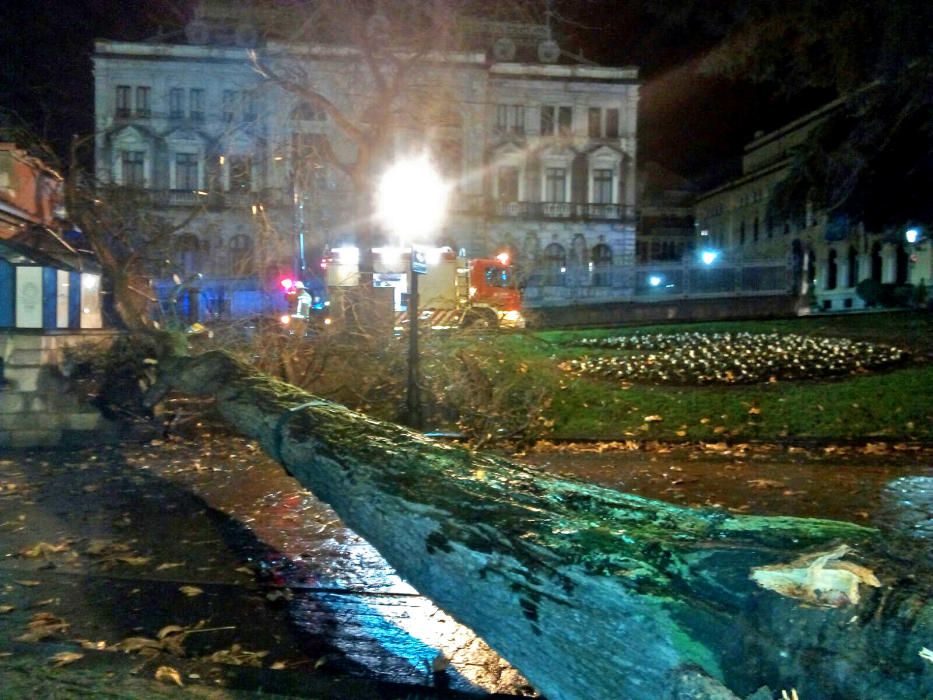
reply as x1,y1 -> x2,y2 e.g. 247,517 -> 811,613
492,201 -> 635,221
148,188 -> 291,209
150,190 -> 206,207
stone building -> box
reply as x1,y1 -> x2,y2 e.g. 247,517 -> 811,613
693,101 -> 912,312
0,144 -> 110,448
0,143 -> 62,240
91,3 -> 640,318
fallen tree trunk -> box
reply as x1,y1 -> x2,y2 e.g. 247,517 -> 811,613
149,351 -> 932,700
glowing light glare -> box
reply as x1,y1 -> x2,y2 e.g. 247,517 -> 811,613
496,252 -> 510,265
374,246 -> 404,269
280,314 -> 291,325
376,156 -> 449,240
424,247 -> 443,266
701,250 -> 719,265
905,228 -> 920,244
281,278 -> 294,290
649,275 -> 662,287
333,246 -> 360,265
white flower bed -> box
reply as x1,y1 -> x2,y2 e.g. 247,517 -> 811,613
563,332 -> 908,385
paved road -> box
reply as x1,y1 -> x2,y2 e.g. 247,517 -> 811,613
0,429 -> 532,698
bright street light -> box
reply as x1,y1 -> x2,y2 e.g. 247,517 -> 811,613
905,228 -> 920,244
376,155 -> 448,430
701,249 -> 719,265
376,155 -> 449,241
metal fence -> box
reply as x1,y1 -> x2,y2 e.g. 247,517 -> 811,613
524,259 -> 792,308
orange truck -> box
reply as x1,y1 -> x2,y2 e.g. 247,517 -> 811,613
324,246 -> 524,330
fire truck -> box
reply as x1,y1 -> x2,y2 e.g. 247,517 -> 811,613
324,245 -> 525,330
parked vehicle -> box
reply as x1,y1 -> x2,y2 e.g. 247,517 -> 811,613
324,245 -> 524,330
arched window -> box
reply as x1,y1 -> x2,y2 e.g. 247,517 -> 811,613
591,243 -> 612,286
175,233 -> 201,275
542,242 -> 566,286
568,234 -> 587,285
791,239 -> 804,294
847,246 -> 858,288
825,248 -> 838,290
228,234 -> 254,276
895,243 -> 909,285
870,242 -> 883,282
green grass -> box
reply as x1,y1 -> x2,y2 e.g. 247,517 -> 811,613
425,311 -> 933,443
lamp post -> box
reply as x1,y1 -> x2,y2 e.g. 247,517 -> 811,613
376,156 -> 448,429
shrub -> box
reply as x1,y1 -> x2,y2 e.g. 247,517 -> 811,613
855,278 -> 883,307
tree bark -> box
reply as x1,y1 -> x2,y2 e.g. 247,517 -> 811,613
149,351 -> 932,700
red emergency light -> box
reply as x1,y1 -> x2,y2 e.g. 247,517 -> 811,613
280,278 -> 294,291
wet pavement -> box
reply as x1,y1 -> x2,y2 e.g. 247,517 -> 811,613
1,426 -> 930,698
0,427 -> 531,698
520,441 -> 933,523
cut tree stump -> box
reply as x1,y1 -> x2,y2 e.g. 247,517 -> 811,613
149,351 -> 932,700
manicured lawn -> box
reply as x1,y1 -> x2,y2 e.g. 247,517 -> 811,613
424,311 -> 932,443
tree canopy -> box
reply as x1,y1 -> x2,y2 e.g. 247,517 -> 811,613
631,0 -> 932,232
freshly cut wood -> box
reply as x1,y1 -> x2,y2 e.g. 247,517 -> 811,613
150,351 -> 932,700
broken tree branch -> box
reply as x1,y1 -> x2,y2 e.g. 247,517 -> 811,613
149,351 -> 932,700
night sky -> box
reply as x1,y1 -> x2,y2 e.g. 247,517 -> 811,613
1,0 -> 812,184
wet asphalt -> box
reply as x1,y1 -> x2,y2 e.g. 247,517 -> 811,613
1,424 -> 929,699
0,428 -> 532,698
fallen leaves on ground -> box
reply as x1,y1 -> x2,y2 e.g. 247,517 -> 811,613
179,585 -> 204,597
112,636 -> 164,657
83,540 -> 151,568
205,643 -> 269,667
747,479 -> 786,490
155,562 -> 184,571
49,651 -> 83,667
16,612 -> 69,642
19,541 -> 73,558
155,665 -> 184,686
0,605 -> 14,614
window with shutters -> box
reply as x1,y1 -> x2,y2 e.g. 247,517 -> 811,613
593,168 -> 613,204
135,87 -> 150,118
557,106 -> 572,135
121,150 -> 145,186
229,156 -> 252,192
497,166 -> 519,201
175,153 -> 199,190
170,88 -> 185,119
540,105 -> 554,135
545,167 -> 567,202
189,88 -> 205,122
116,85 -> 131,119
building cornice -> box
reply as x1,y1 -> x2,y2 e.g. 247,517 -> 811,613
695,159 -> 789,204
490,63 -> 639,83
95,40 -> 254,62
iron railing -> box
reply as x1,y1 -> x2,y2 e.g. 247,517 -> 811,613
492,201 -> 636,221
523,259 -> 792,307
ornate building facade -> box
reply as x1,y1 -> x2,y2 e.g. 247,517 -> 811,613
694,102 -> 913,312
92,5 -> 639,318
